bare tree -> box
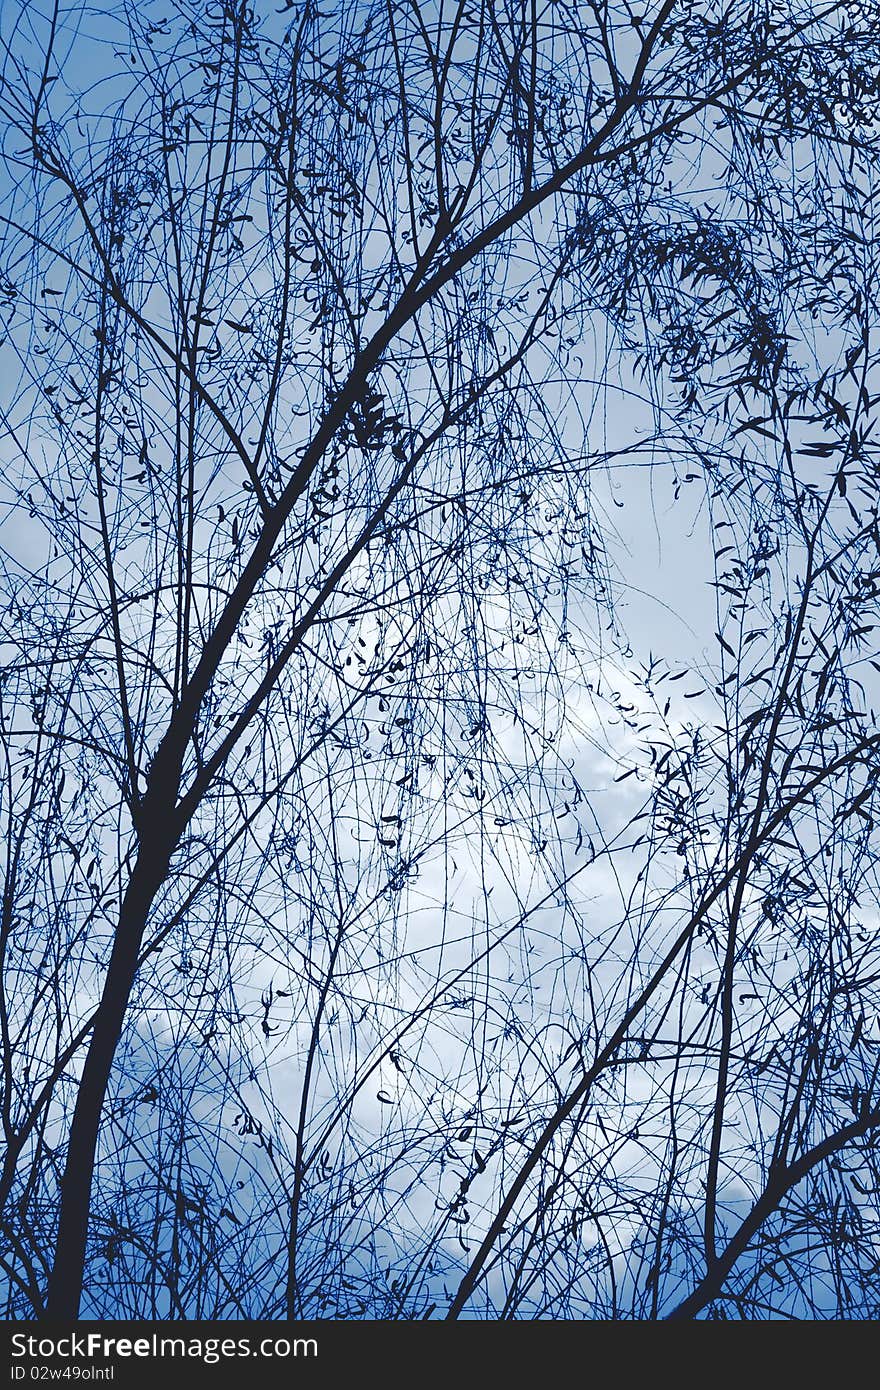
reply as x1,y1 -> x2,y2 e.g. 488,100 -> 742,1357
2,0 -> 880,1320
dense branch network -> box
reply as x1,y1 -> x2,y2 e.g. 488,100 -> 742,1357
1,0 -> 880,1320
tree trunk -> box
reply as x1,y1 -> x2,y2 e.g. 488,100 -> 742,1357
44,835 -> 171,1318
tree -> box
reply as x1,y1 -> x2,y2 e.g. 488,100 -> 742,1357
2,0 -> 880,1319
